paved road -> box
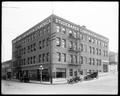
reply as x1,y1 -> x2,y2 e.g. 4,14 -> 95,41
1,71 -> 118,94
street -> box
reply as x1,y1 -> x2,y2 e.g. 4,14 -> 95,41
1,70 -> 118,94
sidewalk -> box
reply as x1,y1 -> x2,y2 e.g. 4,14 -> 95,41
5,78 -> 68,85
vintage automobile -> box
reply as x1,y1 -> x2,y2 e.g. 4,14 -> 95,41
84,71 -> 98,80
19,72 -> 30,83
67,76 -> 82,84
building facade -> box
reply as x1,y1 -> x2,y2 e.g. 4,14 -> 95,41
109,51 -> 118,65
12,14 -> 109,81
2,60 -> 12,79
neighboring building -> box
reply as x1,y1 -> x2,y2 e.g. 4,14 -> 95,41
109,51 -> 118,65
12,14 -> 109,82
2,60 -> 12,79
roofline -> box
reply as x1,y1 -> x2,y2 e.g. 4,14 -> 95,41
12,14 -> 53,43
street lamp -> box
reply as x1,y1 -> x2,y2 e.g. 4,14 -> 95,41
39,65 -> 44,83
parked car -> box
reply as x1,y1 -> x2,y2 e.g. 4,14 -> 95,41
20,75 -> 30,83
84,72 -> 98,81
67,76 -> 82,84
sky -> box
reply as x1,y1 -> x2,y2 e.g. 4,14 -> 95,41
2,1 -> 118,62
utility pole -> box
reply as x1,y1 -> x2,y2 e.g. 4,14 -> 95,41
49,15 -> 56,84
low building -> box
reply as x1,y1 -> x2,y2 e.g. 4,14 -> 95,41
2,60 -> 12,79
109,51 -> 118,65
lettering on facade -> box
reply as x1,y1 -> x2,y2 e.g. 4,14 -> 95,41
55,18 -> 79,31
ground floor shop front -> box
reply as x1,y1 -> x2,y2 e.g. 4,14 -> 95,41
12,63 -> 82,82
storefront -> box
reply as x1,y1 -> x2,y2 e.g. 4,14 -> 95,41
56,68 -> 66,78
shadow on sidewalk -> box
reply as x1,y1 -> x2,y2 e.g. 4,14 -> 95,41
4,79 -> 68,85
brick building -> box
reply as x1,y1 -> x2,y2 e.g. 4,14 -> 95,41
12,14 -> 109,82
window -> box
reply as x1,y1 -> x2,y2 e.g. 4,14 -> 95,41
31,44 -> 33,52
69,30 -> 72,34
46,38 -> 49,46
39,41 -> 42,49
42,39 -> 45,48
93,38 -> 95,44
73,31 -> 77,38
39,30 -> 42,36
24,47 -> 26,54
74,42 -> 77,50
106,51 -> 108,57
28,46 -> 30,53
103,50 -> 105,56
105,43 -> 108,48
63,53 -> 66,62
33,43 -> 36,51
70,55 -> 73,63
62,39 -> 66,48
93,47 -> 95,54
89,70 -> 91,74
79,33 -> 83,40
31,57 -> 32,64
43,28 -> 46,35
97,40 -> 100,45
61,27 -> 66,34
56,37 -> 61,46
42,53 -> 45,62
91,38 -> 93,43
75,55 -> 77,63
57,52 -> 61,62
84,57 -> 87,64
95,39 -> 97,44
89,46 -> 92,54
56,25 -> 60,32
33,56 -> 36,64
88,36 -> 91,42
100,41 -> 101,46
46,52 -> 49,62
33,34 -> 35,40
28,36 -> 30,42
69,41 -> 73,48
96,48 -> 98,55
69,69 -> 73,76
80,56 -> 83,64
47,26 -> 50,33
31,35 -> 33,41
96,59 -> 99,66
93,58 -> 95,65
84,44 -> 87,52
28,57 -> 30,64
24,59 -> 26,65
99,59 -> 101,66
39,54 -> 41,63
79,43 -> 83,51
89,58 -> 91,65
99,49 -> 101,55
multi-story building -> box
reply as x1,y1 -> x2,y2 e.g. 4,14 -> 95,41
12,14 -> 109,82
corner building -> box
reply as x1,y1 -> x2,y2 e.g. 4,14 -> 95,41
12,14 -> 109,81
